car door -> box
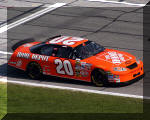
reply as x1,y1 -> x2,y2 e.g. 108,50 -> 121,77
29,44 -> 54,75
50,46 -> 77,79
51,46 -> 92,81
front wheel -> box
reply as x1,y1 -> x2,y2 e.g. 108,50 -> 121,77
26,62 -> 43,79
91,69 -> 108,87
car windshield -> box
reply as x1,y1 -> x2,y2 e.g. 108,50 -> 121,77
75,41 -> 105,59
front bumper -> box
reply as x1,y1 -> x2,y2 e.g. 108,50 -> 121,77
110,73 -> 144,86
120,73 -> 144,85
107,61 -> 144,84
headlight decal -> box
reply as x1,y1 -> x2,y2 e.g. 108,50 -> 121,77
136,58 -> 140,64
113,67 -> 127,71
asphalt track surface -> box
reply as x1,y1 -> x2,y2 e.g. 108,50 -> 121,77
0,0 -> 150,97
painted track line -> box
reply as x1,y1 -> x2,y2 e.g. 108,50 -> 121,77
87,0 -> 145,6
0,3 -> 66,33
0,51 -> 12,55
0,77 -> 149,99
0,4 -> 44,26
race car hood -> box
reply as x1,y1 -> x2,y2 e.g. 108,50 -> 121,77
85,49 -> 136,71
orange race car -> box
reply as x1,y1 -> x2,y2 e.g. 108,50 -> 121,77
8,35 -> 144,86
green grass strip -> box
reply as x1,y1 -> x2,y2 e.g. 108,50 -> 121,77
0,82 -> 7,120
6,83 -> 143,113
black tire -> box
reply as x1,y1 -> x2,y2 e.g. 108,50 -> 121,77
26,62 -> 43,79
91,69 -> 108,87
12,38 -> 35,51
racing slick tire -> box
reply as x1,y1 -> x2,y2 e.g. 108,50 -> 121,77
12,38 -> 35,51
91,69 -> 108,87
26,62 -> 43,79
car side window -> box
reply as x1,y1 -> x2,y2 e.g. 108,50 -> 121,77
72,45 -> 84,60
54,46 -> 72,59
40,45 -> 54,56
71,50 -> 79,60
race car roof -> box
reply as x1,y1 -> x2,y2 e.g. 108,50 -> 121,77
46,36 -> 88,48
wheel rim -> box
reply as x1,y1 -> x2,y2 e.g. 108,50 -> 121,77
92,71 -> 104,86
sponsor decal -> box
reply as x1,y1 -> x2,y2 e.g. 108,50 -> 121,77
32,54 -> 49,61
80,70 -> 89,77
75,60 -> 81,77
75,60 -> 91,77
105,55 -> 110,60
43,65 -> 51,75
9,61 -> 16,64
17,52 -> 50,61
75,70 -> 81,77
16,60 -> 22,67
107,52 -> 125,64
96,51 -> 132,64
17,52 -> 30,59
81,62 -> 92,71
107,71 -> 120,83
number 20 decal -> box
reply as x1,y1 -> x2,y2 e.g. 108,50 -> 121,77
54,59 -> 73,75
49,36 -> 84,45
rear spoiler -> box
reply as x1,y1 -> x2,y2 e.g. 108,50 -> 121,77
12,38 -> 35,51
45,35 -> 61,42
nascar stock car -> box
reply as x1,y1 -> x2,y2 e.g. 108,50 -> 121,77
8,35 -> 144,86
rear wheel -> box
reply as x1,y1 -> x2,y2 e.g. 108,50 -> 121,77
91,69 -> 108,87
26,62 -> 43,79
